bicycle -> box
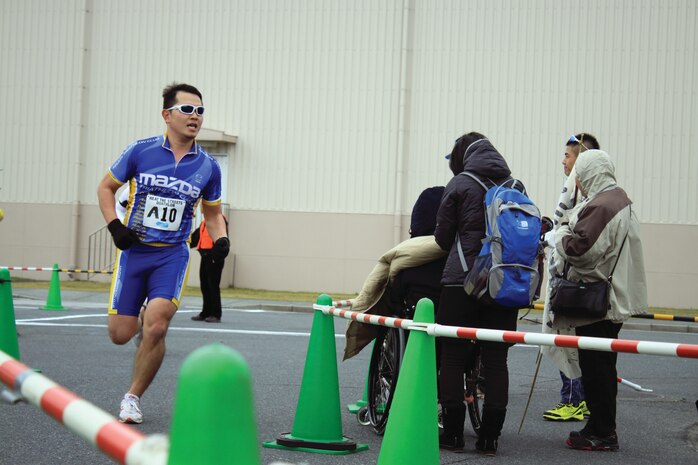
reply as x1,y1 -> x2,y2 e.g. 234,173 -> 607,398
363,304 -> 483,436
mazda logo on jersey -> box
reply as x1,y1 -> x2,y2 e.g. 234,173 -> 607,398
138,173 -> 201,198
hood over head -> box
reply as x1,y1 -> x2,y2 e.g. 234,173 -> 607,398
574,149 -> 616,199
461,138 -> 511,179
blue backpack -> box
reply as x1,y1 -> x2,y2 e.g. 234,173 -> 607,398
459,172 -> 542,308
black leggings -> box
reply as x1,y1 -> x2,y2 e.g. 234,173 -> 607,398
436,286 -> 518,410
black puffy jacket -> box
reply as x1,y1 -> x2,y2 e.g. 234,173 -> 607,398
434,138 -> 525,285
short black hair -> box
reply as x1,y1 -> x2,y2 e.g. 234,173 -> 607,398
162,83 -> 203,109
567,133 -> 600,152
448,132 -> 486,175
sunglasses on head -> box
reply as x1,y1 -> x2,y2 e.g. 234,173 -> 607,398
167,104 -> 205,116
568,134 -> 589,151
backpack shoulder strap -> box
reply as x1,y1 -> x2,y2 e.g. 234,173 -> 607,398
498,177 -> 528,196
461,171 -> 489,191
456,233 -> 468,273
454,171 -> 485,274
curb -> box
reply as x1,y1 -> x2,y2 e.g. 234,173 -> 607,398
233,302 -> 315,313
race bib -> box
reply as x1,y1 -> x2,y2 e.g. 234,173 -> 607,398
143,194 -> 186,231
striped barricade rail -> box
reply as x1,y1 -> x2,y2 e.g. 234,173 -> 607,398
0,266 -> 112,274
632,313 -> 698,323
530,302 -> 697,323
331,299 -> 354,308
317,304 -> 698,359
325,306 -> 412,330
0,350 -> 167,465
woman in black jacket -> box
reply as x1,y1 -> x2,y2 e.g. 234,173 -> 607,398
435,132 -> 524,455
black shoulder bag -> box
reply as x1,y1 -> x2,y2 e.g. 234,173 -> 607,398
550,219 -> 629,318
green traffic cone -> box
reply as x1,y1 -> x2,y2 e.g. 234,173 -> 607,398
168,344 -> 261,465
377,298 -> 439,465
0,268 -> 20,360
263,294 -> 368,455
41,264 -> 64,311
347,341 -> 372,414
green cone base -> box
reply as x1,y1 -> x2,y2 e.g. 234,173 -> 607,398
346,400 -> 368,413
41,304 -> 65,310
263,434 -> 368,455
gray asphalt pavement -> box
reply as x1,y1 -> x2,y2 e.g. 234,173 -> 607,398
1,289 -> 697,465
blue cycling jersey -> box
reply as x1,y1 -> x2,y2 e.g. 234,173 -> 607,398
108,133 -> 222,244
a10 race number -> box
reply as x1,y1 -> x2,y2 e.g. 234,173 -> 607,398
143,194 -> 186,231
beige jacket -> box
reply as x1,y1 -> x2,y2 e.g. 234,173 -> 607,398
343,236 -> 446,360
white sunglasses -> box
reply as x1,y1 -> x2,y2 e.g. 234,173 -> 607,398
568,134 -> 590,151
166,104 -> 205,116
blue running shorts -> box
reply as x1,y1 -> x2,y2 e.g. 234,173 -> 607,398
108,242 -> 191,316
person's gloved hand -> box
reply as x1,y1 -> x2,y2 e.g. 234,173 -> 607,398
211,237 -> 230,263
107,219 -> 140,250
544,230 -> 556,249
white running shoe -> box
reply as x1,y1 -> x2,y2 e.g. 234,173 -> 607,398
119,393 -> 143,424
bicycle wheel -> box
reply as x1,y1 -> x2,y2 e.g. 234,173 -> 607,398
367,326 -> 405,435
465,346 -> 483,435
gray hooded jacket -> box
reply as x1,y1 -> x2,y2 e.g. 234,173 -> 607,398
552,150 -> 648,329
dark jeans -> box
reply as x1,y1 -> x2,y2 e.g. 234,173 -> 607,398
199,251 -> 224,319
436,286 -> 518,411
575,319 -> 623,437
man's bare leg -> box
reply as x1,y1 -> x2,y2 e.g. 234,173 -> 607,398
127,297 -> 177,397
108,300 -> 177,424
108,314 -> 139,345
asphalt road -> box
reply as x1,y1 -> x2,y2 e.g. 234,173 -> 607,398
1,290 -> 697,465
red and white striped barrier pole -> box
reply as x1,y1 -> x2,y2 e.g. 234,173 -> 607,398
324,306 -> 413,330
0,266 -> 112,274
0,351 -> 167,465
331,299 -> 354,308
317,304 -> 698,359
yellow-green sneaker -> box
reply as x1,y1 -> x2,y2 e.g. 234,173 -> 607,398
576,400 -> 590,418
543,402 -> 565,414
543,403 -> 584,421
543,403 -> 569,420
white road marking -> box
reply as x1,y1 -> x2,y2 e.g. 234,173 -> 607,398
16,322 -> 319,338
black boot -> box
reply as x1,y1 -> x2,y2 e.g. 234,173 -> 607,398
439,402 -> 466,452
476,406 -> 506,456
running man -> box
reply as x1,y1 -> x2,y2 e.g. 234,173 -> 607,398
97,83 -> 229,423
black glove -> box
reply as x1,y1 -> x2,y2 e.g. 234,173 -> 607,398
211,237 -> 230,262
107,219 -> 140,250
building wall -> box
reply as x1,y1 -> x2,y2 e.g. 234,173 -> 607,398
1,1 -> 697,308
0,204 -> 695,309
